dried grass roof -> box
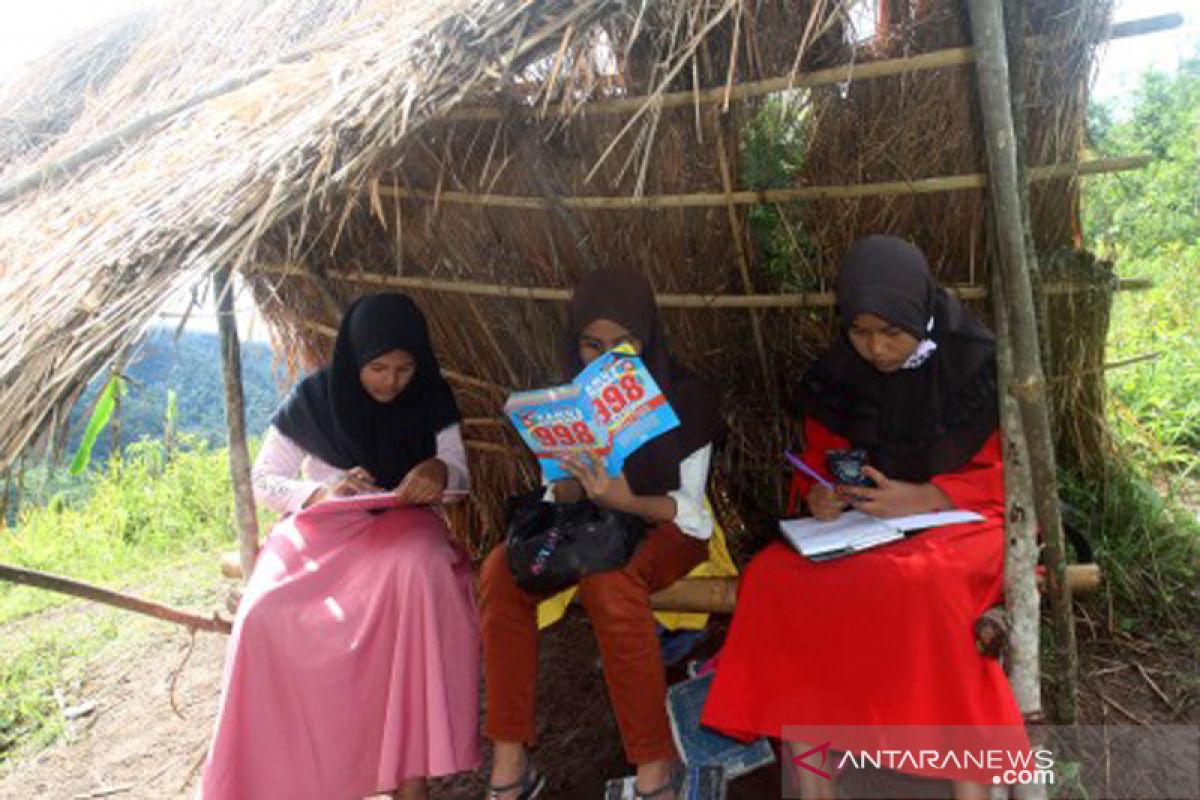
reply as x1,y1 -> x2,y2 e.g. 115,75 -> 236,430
0,0 -> 1113,549
0,0 -> 754,453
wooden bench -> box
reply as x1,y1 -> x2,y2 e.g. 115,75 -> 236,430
220,551 -> 1101,625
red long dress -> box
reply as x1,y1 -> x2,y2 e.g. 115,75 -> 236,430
701,418 -> 1028,784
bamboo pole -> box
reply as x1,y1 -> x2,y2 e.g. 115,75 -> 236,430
376,156 -> 1150,210
218,557 -> 1100,607
969,0 -> 1078,724
215,267 -> 261,583
277,267 -> 1151,310
0,562 -> 231,634
445,14 -> 1182,123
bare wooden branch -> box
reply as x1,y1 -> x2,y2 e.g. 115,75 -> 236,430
992,208 -> 1046,725
1107,13 -> 1184,40
376,156 -> 1149,210
0,562 -> 231,634
970,0 -> 1078,724
216,267 -> 261,582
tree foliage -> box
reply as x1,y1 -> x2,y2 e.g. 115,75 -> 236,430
1084,54 -> 1200,472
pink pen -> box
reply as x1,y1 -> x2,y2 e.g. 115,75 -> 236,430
784,450 -> 834,490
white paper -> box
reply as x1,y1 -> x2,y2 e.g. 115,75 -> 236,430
885,509 -> 984,531
778,509 -> 985,558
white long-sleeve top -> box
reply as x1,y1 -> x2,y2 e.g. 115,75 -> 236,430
252,424 -> 470,514
545,443 -> 714,540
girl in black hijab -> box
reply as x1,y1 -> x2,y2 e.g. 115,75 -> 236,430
202,293 -> 480,800
795,234 -> 998,517
703,237 -> 1027,800
272,292 -> 463,500
481,268 -> 724,800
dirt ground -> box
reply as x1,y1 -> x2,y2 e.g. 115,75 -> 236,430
1,595 -> 1196,800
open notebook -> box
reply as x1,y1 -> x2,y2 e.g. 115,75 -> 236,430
779,510 -> 984,561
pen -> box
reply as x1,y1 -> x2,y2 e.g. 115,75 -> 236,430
784,450 -> 835,490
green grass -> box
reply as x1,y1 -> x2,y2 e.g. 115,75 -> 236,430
0,439 -> 240,764
1062,464 -> 1200,632
1078,57 -> 1200,631
1104,243 -> 1200,476
1,438 -> 236,624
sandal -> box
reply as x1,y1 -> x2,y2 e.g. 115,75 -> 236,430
486,759 -> 546,800
634,763 -> 685,799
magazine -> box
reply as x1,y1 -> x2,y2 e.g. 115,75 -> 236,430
505,345 -> 680,482
667,672 -> 775,780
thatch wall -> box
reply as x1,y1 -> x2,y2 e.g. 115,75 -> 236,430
0,0 -> 1118,556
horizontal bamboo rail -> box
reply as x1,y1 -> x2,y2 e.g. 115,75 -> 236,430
376,156 -> 1150,210
449,45 -> 977,123
444,15 -> 1182,123
219,553 -> 1101,613
280,271 -> 1152,311
649,565 -> 1102,613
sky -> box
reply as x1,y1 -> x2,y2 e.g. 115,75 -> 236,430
0,0 -> 1195,340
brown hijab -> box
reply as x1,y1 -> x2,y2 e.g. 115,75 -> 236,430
797,236 -> 998,483
560,268 -> 724,495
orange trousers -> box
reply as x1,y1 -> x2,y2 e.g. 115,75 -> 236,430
480,522 -> 708,764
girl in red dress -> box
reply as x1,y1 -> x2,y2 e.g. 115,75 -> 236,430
701,236 -> 1027,800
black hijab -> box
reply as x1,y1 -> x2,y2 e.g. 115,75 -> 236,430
272,293 -> 461,490
561,268 -> 724,496
797,236 -> 998,483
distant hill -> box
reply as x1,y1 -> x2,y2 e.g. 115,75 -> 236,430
66,327 -> 286,460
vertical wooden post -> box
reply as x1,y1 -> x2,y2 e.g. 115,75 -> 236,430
215,265 -> 260,581
990,228 -> 1050,800
968,0 -> 1078,723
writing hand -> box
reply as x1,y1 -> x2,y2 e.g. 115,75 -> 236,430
304,467 -> 378,507
395,458 -> 449,505
807,483 -> 848,521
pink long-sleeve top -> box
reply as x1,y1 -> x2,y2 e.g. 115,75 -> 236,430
251,424 -> 470,514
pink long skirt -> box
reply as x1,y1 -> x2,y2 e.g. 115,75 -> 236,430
201,506 -> 481,799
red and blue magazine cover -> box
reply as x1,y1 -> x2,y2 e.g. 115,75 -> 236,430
504,344 -> 680,482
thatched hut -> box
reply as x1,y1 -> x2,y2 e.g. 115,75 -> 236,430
2,0 -> 1184,783
1,0 -> 1154,549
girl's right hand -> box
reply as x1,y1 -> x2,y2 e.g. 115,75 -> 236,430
303,469 -> 379,508
333,467 -> 379,497
807,483 -> 848,521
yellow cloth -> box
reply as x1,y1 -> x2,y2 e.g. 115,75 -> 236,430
535,498 -> 739,630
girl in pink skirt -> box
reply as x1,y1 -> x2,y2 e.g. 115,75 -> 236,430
201,293 -> 481,800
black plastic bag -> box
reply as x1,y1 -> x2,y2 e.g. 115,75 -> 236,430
504,490 -> 648,594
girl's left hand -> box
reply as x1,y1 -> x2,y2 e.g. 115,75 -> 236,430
559,451 -> 636,513
844,466 -> 951,518
395,458 -> 449,505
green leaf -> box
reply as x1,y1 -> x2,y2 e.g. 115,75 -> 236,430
68,376 -> 126,475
